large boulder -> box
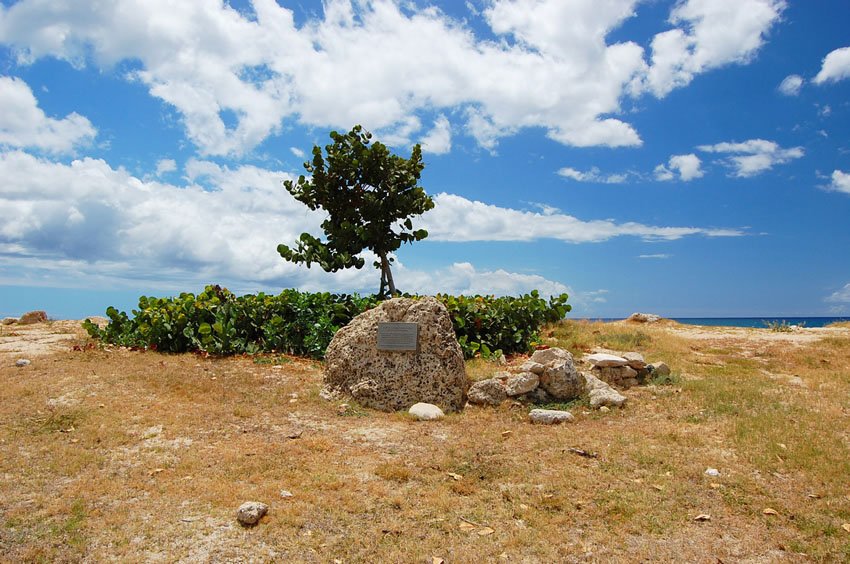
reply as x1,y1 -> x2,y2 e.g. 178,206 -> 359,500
323,297 -> 468,412
530,347 -> 585,401
18,310 -> 47,325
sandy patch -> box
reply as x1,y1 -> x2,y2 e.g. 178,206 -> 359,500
0,320 -> 89,360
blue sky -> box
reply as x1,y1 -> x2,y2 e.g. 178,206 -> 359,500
1,0 -> 849,319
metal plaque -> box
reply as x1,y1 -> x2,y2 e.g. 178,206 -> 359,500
377,322 -> 419,352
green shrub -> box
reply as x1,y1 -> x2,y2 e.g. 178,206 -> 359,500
84,286 -> 570,359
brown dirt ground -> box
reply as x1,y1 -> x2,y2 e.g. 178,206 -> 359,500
2,319 -> 849,562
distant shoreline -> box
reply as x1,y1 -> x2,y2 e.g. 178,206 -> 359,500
577,316 -> 850,329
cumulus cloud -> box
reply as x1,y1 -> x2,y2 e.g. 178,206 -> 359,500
814,46 -> 850,84
155,158 -> 177,176
289,146 -> 305,158
827,170 -> 850,194
0,76 -> 95,153
420,115 -> 452,155
422,193 -> 742,243
697,138 -> 804,177
557,166 -> 628,184
640,0 -> 786,97
0,148 -> 744,292
778,74 -> 803,96
654,153 -> 703,181
0,0 -> 785,155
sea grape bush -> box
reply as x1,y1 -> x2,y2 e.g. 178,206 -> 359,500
84,285 -> 570,359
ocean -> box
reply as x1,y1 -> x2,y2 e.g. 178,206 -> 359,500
580,317 -> 850,328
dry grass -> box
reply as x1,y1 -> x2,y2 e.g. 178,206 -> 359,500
2,320 -> 850,561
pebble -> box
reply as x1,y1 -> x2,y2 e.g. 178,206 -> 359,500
705,468 -> 721,477
15,359 -> 31,367
236,501 -> 268,526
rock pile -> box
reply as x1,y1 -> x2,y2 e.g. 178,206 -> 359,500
467,347 -> 672,414
467,347 -> 627,410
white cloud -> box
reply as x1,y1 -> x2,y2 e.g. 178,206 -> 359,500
697,138 -> 804,177
814,46 -> 850,84
0,148 -> 744,292
423,193 -> 742,243
778,74 -> 803,96
420,115 -> 452,155
557,166 -> 628,184
0,0 -> 783,155
0,76 -> 95,153
654,153 -> 703,181
289,146 -> 305,158
155,158 -> 177,176
826,283 -> 850,303
828,170 -> 850,195
638,254 -> 671,259
640,0 -> 786,97
397,262 -> 570,297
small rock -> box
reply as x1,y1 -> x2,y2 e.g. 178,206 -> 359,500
18,310 -> 48,325
408,402 -> 445,421
236,501 -> 268,526
504,372 -> 539,396
15,359 -> 31,367
279,490 -> 294,498
622,352 -> 647,370
586,353 -> 628,368
589,387 -> 627,409
529,347 -> 573,366
517,387 -> 553,404
467,379 -> 507,406
705,468 -> 720,477
648,362 -> 671,377
529,409 -> 574,425
1,317 -> 17,325
599,406 -> 610,413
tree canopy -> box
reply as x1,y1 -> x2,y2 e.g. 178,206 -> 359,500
277,125 -> 434,297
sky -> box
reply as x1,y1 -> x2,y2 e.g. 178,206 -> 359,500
0,0 -> 849,320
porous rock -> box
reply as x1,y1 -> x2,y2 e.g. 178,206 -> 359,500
518,387 -> 553,404
18,310 -> 47,325
529,409 -> 574,424
236,501 -> 268,526
592,365 -> 639,389
468,378 -> 507,406
504,372 -> 539,396
531,348 -> 585,400
515,360 -> 545,375
408,402 -> 445,421
584,372 -> 627,409
323,297 -> 468,412
622,352 -> 647,370
1,317 -> 16,325
586,353 -> 628,368
627,312 -> 662,323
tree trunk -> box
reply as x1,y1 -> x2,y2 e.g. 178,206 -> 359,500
379,253 -> 396,298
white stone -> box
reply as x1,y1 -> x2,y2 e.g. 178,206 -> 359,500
584,372 -> 627,408
236,501 -> 268,526
519,360 -> 545,375
408,402 -> 445,421
599,406 -> 610,413
529,409 -> 574,425
530,347 -> 584,401
504,372 -> 539,396
586,353 -> 628,368
15,359 -> 31,367
705,468 -> 720,477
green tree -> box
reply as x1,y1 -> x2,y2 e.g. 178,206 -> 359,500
277,125 -> 435,298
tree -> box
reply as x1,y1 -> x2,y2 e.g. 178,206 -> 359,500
277,125 -> 435,298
